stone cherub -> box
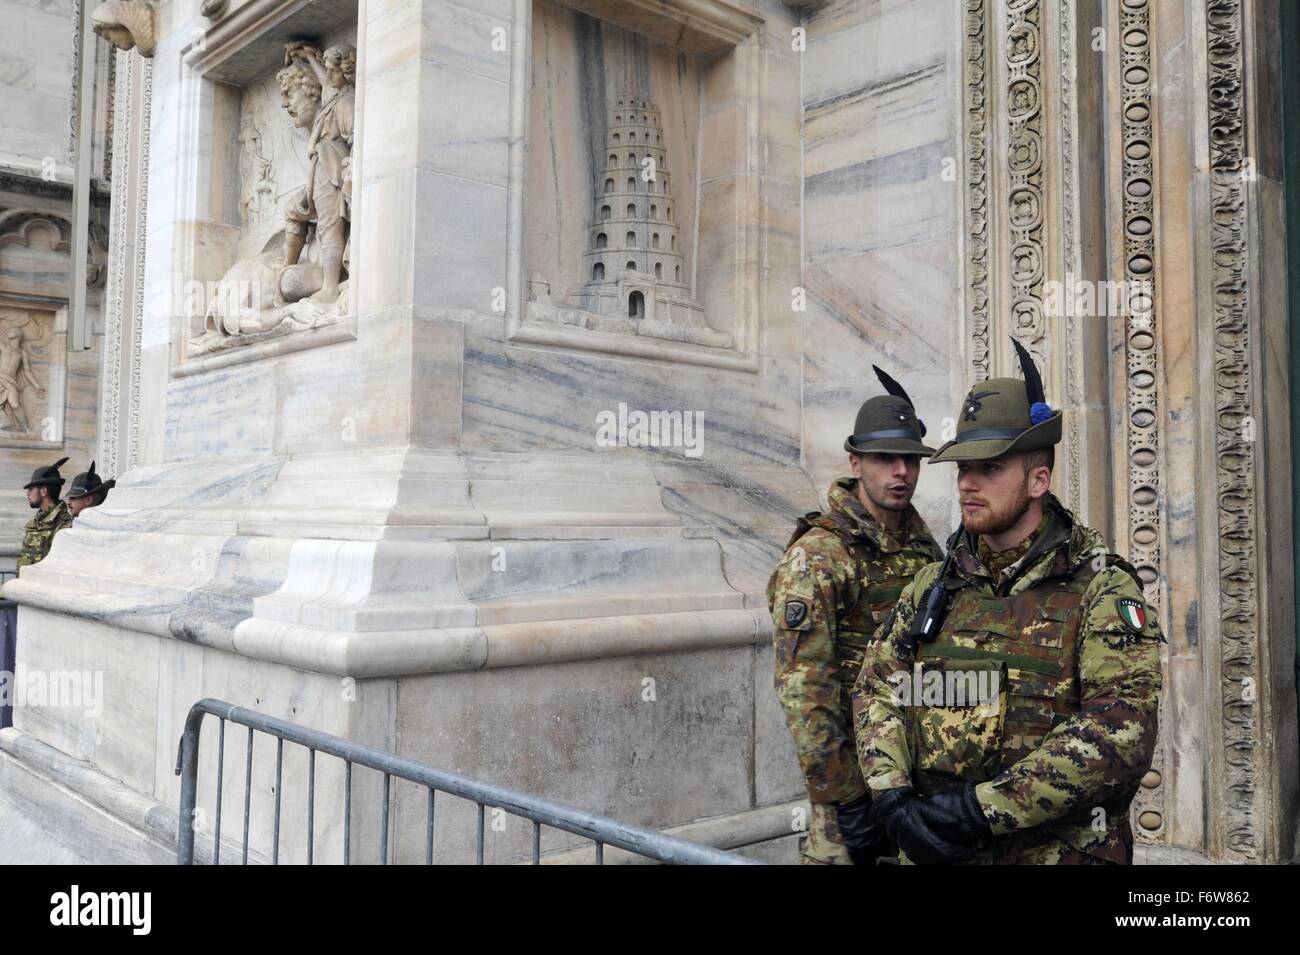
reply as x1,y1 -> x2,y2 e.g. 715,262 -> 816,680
90,0 -> 157,57
0,319 -> 44,433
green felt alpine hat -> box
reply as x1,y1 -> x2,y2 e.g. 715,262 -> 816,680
67,461 -> 116,500
23,456 -> 68,490
843,365 -> 937,456
929,339 -> 1063,463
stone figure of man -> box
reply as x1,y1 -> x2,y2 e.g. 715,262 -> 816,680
281,42 -> 355,302
0,323 -> 43,433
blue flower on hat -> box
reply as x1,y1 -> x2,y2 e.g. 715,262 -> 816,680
1030,401 -> 1053,425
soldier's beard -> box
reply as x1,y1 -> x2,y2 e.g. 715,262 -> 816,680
963,476 -> 1032,536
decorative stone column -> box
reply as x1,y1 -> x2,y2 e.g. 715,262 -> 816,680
98,45 -> 150,477
1105,0 -> 1300,865
961,0 -> 1300,862
958,0 -> 1112,527
1189,0 -> 1298,864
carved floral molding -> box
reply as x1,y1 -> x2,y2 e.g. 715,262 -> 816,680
1205,0 -> 1260,863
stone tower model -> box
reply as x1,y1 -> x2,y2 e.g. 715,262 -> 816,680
574,94 -> 704,327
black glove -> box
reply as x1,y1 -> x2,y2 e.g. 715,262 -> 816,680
867,786 -> 975,866
914,782 -> 993,847
834,793 -> 893,866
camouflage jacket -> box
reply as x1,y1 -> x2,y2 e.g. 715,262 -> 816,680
16,499 -> 73,572
768,478 -> 942,805
852,494 -> 1163,863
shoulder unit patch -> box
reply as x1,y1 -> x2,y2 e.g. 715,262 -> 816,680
784,599 -> 808,628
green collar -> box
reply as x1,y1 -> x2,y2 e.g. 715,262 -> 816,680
952,494 -> 1080,593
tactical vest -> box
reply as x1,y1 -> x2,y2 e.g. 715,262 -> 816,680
907,550 -> 1112,797
787,511 -> 936,682
17,500 -> 72,569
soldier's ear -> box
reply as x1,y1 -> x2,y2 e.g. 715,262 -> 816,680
1029,467 -> 1051,500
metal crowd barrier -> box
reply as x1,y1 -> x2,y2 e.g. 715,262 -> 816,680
0,600 -> 14,730
1,569 -> 17,730
176,698 -> 761,865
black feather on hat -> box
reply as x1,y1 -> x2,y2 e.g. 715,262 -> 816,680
872,364 -> 927,437
928,337 -> 1063,462
1011,339 -> 1054,425
843,366 -> 936,455
23,457 -> 69,490
872,364 -> 910,403
68,460 -> 117,500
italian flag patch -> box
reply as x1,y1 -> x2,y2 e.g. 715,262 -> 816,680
1118,598 -> 1146,631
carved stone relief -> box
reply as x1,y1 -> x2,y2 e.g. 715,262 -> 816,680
188,42 -> 355,358
0,211 -> 71,255
963,0 -> 991,381
516,3 -> 760,371
238,110 -> 277,230
1114,0 -> 1166,846
0,204 -> 107,299
1057,0 -> 1081,513
0,306 -> 63,448
531,94 -> 731,349
963,1 -> 1076,494
1205,0 -> 1260,863
100,48 -> 150,474
0,309 -> 52,438
1005,0 -> 1046,373
90,0 -> 158,58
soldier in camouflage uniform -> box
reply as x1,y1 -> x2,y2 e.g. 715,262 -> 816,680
852,341 -> 1163,864
769,367 -> 942,864
17,457 -> 73,574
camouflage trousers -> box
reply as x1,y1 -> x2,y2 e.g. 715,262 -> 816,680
799,803 -> 852,865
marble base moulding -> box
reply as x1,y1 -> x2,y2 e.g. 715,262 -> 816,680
0,445 -> 812,862
0,619 -> 804,863
5,447 -> 806,673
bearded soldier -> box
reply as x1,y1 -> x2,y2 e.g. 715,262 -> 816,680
769,366 -> 942,864
852,340 -> 1163,865
17,457 -> 73,573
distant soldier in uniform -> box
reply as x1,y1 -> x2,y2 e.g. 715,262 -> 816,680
66,461 -> 116,518
17,457 -> 73,573
768,366 -> 942,864
853,341 -> 1163,864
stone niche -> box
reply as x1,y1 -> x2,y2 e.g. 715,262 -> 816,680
0,188 -> 105,568
0,301 -> 65,449
176,0 -> 359,372
519,0 -> 761,370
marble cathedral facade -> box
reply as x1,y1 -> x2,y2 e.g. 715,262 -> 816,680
0,0 -> 1296,864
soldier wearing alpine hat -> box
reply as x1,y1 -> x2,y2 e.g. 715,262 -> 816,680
17,457 -> 74,572
852,339 -> 1163,864
769,366 -> 943,864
